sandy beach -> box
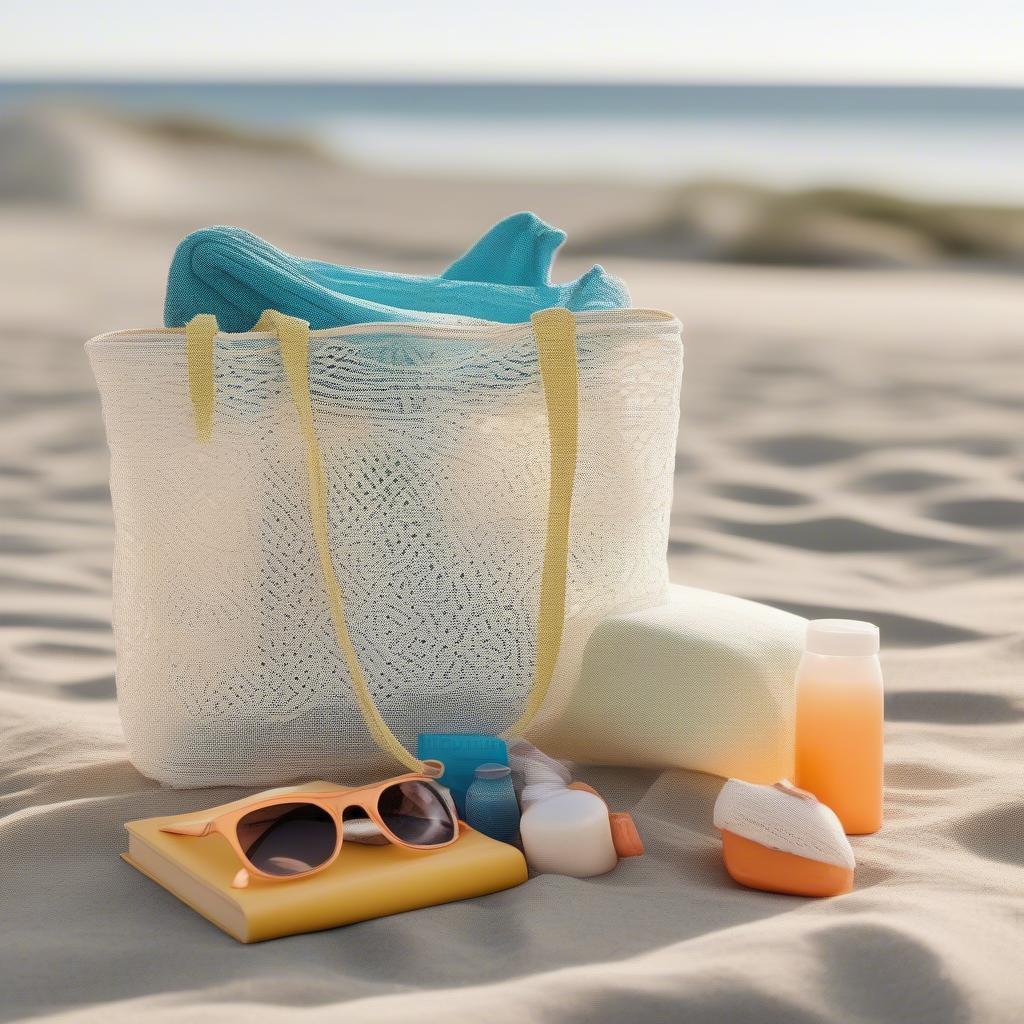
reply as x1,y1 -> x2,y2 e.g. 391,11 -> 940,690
1,111 -> 1022,1022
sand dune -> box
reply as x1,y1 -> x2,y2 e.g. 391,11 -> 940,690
4,107 -> 1024,270
0,113 -> 1022,1023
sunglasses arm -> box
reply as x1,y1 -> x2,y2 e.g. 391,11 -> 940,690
159,819 -> 215,837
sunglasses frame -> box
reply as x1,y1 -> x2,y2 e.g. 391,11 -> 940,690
160,772 -> 460,887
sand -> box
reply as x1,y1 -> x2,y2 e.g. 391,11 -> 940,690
0,112 -> 1022,1023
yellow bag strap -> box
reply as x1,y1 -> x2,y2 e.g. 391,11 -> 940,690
185,308 -> 579,771
504,307 -> 579,738
185,314 -> 218,442
254,309 -> 425,771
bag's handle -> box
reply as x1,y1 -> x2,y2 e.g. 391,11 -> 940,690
505,307 -> 578,737
185,308 -> 579,772
185,313 -> 218,442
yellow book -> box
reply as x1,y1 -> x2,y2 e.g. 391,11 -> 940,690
123,782 -> 528,943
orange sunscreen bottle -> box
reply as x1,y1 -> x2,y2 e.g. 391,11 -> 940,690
794,620 -> 883,835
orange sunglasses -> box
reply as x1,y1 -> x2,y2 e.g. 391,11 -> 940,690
161,770 -> 459,888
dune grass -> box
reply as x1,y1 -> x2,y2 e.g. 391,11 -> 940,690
580,181 -> 1024,268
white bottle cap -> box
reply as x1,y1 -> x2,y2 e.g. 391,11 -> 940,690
805,619 -> 879,657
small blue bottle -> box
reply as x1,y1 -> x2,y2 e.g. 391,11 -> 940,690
465,764 -> 520,845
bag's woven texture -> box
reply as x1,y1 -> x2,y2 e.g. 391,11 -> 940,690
87,310 -> 682,787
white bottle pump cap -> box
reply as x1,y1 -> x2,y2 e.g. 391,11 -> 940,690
805,619 -> 879,657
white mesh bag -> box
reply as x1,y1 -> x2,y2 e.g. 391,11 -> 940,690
87,308 -> 682,787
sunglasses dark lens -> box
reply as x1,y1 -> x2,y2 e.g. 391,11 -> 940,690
378,781 -> 456,846
236,802 -> 337,876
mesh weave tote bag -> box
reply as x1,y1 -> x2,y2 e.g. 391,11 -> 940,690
87,307 -> 683,787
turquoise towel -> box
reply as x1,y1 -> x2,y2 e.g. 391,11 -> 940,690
164,212 -> 629,331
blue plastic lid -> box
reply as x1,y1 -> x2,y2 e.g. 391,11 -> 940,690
474,763 -> 512,780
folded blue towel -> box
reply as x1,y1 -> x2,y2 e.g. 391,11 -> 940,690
164,212 -> 629,331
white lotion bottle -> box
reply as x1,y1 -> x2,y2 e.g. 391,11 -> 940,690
519,790 -> 619,877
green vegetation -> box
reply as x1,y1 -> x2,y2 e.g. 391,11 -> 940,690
581,181 -> 1024,269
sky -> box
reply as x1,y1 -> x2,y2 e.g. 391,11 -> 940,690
1,0 -> 1023,84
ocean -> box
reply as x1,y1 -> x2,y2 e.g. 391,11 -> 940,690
1,81 -> 1021,203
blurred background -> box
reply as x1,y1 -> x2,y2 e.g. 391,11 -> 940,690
3,1 -> 1024,267
0,0 -> 1021,702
